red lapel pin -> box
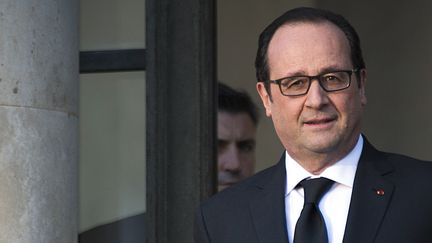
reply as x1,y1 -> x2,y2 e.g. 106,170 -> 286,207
375,189 -> 385,196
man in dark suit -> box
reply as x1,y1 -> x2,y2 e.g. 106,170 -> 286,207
195,7 -> 432,243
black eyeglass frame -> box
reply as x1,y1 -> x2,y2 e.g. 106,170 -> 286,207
265,69 -> 360,97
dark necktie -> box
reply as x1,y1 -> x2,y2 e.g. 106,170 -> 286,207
293,178 -> 334,243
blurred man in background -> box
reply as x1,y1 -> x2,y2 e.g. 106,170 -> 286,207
217,82 -> 259,191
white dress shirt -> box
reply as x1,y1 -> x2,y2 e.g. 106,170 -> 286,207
285,135 -> 363,243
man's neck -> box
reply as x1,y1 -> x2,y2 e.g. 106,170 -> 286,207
287,135 -> 362,175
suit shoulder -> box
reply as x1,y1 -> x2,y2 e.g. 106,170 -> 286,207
378,151 -> 432,184
199,162 -> 283,209
195,161 -> 286,241
383,151 -> 432,169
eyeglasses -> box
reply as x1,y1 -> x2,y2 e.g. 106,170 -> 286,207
266,69 -> 359,96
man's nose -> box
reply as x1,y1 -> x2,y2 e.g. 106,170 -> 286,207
220,146 -> 241,172
304,79 -> 329,108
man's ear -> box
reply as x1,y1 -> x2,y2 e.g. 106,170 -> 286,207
359,69 -> 367,106
256,82 -> 272,117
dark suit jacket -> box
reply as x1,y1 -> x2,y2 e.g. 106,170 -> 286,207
195,140 -> 432,243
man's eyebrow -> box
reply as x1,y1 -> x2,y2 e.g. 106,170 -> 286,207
277,70 -> 306,78
237,139 -> 256,144
319,65 -> 351,74
279,65 -> 349,78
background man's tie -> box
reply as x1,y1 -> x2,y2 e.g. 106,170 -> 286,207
293,178 -> 334,243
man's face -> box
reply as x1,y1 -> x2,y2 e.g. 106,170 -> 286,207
218,111 -> 256,191
256,22 -> 367,172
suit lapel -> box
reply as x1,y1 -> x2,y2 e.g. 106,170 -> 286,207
249,156 -> 289,243
342,140 -> 395,243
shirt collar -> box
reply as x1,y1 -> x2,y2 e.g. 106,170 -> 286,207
285,135 -> 363,196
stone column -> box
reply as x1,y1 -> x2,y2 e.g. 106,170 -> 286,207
0,1 -> 78,242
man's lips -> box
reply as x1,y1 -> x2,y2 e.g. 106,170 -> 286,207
219,181 -> 236,186
303,117 -> 337,125
218,174 -> 240,186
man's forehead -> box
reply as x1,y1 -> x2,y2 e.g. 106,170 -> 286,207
267,21 -> 352,77
269,21 -> 347,52
218,111 -> 255,125
217,112 -> 256,138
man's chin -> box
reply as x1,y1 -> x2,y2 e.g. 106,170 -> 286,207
217,184 -> 229,192
217,182 -> 237,192
302,136 -> 342,154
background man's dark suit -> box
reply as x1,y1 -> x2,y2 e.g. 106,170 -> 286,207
195,140 -> 432,243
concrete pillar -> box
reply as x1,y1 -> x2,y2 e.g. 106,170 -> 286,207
0,1 -> 78,242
